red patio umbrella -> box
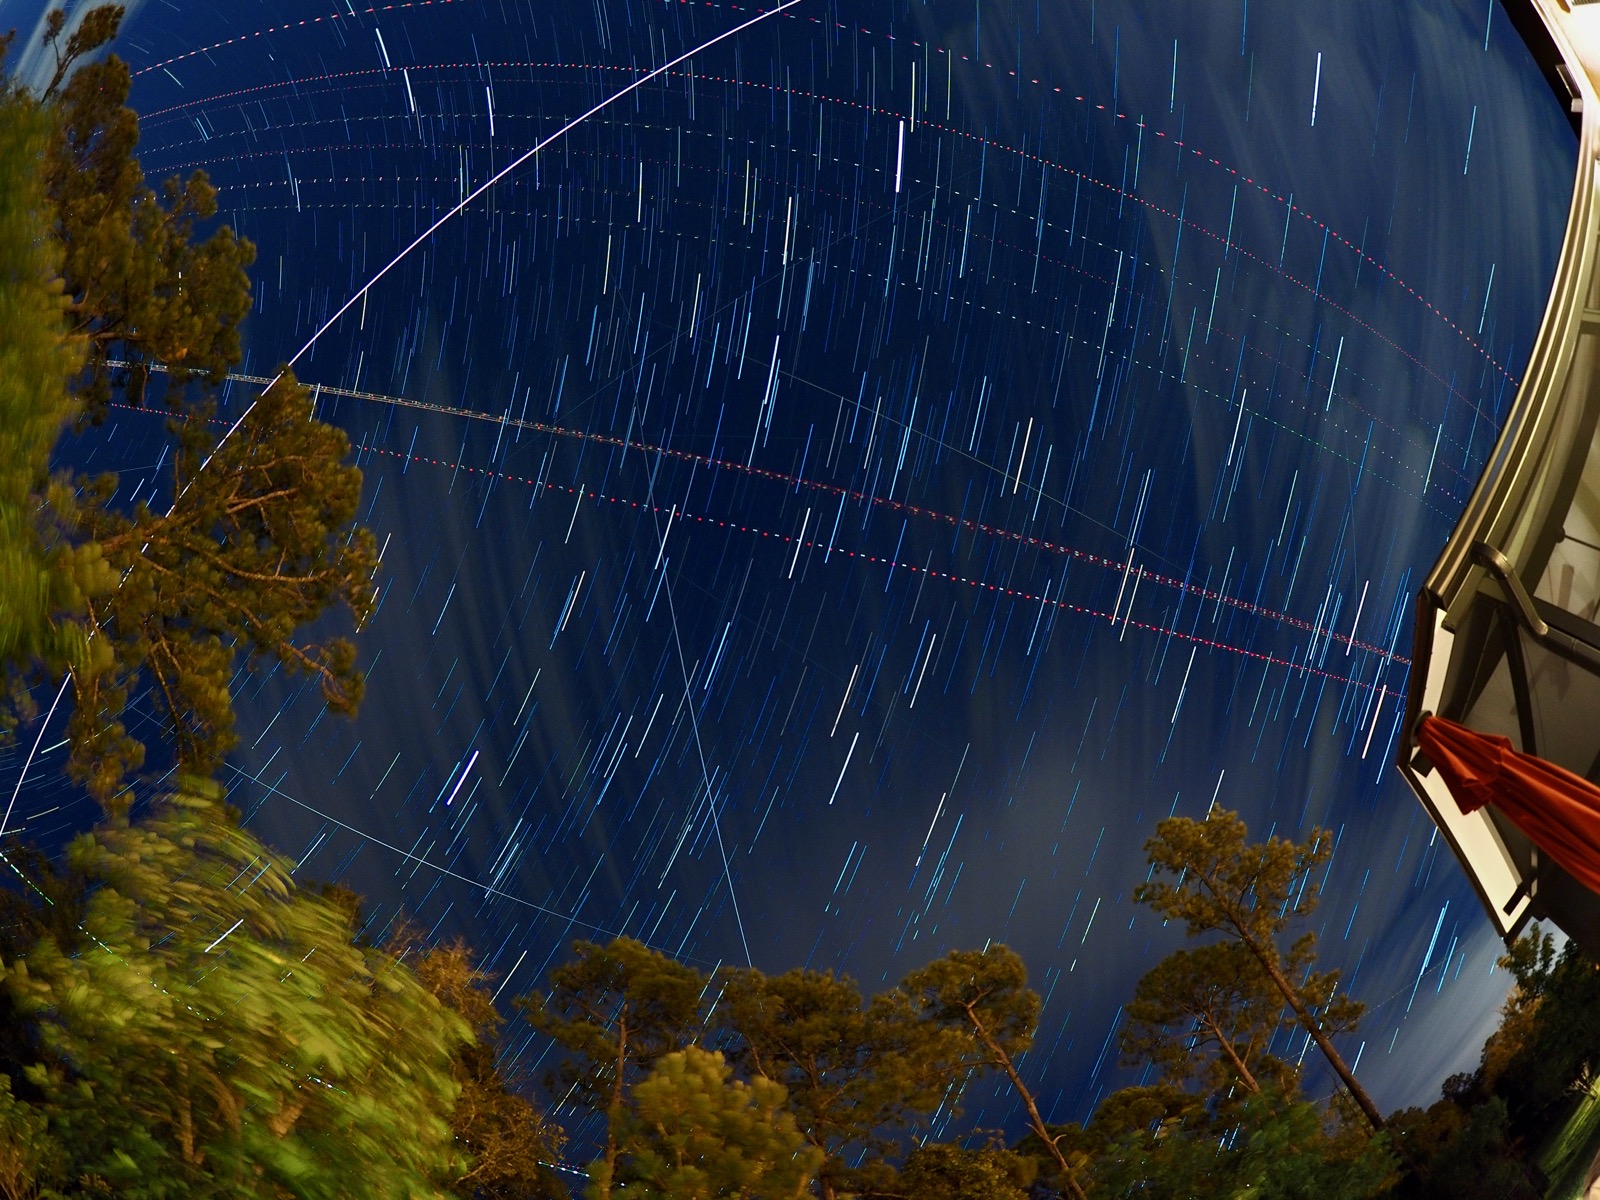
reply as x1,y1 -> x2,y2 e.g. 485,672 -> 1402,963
1418,713 -> 1600,896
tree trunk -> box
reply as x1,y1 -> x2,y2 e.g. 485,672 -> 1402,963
963,1004 -> 1089,1200
1251,947 -> 1383,1130
594,1012 -> 630,1200
1204,1019 -> 1261,1095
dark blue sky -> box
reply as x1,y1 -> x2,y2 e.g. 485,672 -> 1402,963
6,0 -> 1579,1141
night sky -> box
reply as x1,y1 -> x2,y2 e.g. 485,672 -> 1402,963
3,0 -> 1581,1147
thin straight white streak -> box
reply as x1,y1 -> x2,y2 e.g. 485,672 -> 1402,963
490,950 -> 529,1002
1225,388 -> 1247,466
1110,550 -> 1136,625
199,1 -> 801,476
915,792 -> 948,867
827,732 -> 861,805
288,0 -> 798,371
653,504 -> 677,570
1119,567 -> 1144,640
832,663 -> 860,736
1012,417 -> 1033,494
204,918 -> 246,954
908,633 -> 937,708
224,762 -> 656,948
442,750 -> 480,807
1361,685 -> 1388,758
788,507 -> 811,578
1310,51 -> 1322,126
895,118 -> 905,192
1208,769 -> 1226,813
0,675 -> 70,840
1346,580 -> 1369,655
641,463 -> 754,966
1170,645 -> 1198,723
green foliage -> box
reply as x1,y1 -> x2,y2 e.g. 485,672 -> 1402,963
596,1047 -> 820,1200
894,1142 -> 1034,1200
40,4 -> 126,99
413,940 -> 569,1199
1136,809 -> 1378,1130
1,9 -> 375,810
521,938 -> 706,1193
1121,939 -> 1293,1101
0,90 -> 92,689
2,780 -> 469,1198
1380,1104 -> 1460,1184
896,944 -> 1039,1074
522,937 -> 707,1115
1136,809 -> 1328,954
1405,1097 -> 1542,1200
720,966 -> 954,1197
895,946 -> 1086,1198
0,1072 -> 67,1200
1090,1089 -> 1394,1200
43,15 -> 254,419
1082,1084 -> 1204,1150
62,370 -> 377,802
1490,929 -> 1600,1138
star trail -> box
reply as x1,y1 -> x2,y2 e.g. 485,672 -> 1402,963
7,0 -> 1581,1133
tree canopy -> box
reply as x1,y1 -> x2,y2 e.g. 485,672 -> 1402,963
2,780 -> 470,1198
1136,808 -> 1377,1129
44,18 -> 253,419
0,87 -> 95,702
0,3 -> 375,812
63,370 -> 377,802
593,1047 -> 821,1200
720,965 -> 957,1200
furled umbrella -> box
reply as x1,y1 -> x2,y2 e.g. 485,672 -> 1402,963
1417,713 -> 1600,895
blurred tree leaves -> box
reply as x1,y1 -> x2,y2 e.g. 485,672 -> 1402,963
2,780 -> 469,1198
0,89 -> 97,707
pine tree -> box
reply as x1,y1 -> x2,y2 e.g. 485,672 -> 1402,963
1135,808 -> 1377,1129
1,7 -> 376,807
62,370 -> 377,803
412,939 -> 570,1199
892,1142 -> 1034,1200
40,6 -> 254,420
720,966 -> 958,1200
520,939 -> 706,1200
1120,939 -> 1296,1101
894,946 -> 1088,1200
596,1047 -> 820,1200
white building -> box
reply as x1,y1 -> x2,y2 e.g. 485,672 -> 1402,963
1399,0 -> 1600,954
